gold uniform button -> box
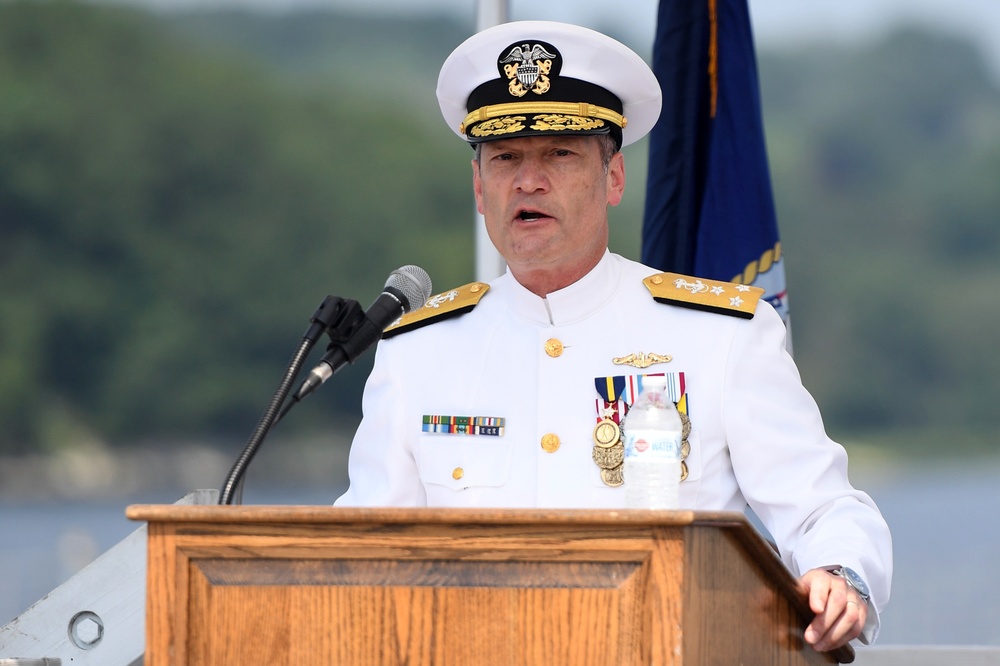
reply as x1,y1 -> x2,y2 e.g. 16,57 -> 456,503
650,275 -> 664,285
544,338 -> 564,358
452,467 -> 464,480
541,433 -> 561,453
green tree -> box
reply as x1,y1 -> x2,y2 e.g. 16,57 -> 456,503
0,1 -> 473,452
760,29 -> 1000,441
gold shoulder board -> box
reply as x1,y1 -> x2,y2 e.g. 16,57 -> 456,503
643,272 -> 763,319
383,282 -> 490,338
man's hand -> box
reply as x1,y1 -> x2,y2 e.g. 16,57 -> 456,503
799,568 -> 867,652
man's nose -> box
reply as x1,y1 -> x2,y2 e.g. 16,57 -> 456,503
513,157 -> 549,193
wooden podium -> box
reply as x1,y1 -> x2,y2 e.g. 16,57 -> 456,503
126,506 -> 853,665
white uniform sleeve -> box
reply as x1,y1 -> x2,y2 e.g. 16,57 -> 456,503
724,303 -> 892,643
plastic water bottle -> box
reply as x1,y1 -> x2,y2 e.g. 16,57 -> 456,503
623,375 -> 683,509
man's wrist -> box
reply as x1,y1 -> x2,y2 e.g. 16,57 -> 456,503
824,565 -> 871,603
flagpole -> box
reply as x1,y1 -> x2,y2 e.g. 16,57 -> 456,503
474,0 -> 509,283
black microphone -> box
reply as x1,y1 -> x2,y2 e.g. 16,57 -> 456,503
295,265 -> 432,400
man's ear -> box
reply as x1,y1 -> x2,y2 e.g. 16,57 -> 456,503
607,151 -> 626,207
472,159 -> 485,214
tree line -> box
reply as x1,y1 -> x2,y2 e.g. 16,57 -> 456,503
1,1 -> 998,455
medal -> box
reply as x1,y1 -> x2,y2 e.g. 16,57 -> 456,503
591,412 -> 624,487
600,465 -> 624,487
591,441 -> 624,469
592,419 -> 620,448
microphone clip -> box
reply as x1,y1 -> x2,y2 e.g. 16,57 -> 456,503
322,300 -> 378,367
302,295 -> 363,345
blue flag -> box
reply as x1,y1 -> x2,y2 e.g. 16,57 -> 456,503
642,0 -> 788,324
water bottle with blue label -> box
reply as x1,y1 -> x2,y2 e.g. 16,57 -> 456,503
622,375 -> 682,509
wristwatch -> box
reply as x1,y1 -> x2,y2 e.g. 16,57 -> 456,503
827,566 -> 871,603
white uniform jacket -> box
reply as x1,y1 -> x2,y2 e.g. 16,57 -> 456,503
337,251 -> 892,639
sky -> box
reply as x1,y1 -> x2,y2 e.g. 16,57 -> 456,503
114,0 -> 1000,74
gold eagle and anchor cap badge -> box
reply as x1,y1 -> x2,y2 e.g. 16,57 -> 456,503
436,20 -> 662,149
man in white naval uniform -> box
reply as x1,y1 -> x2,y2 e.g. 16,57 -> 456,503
336,20 -> 891,654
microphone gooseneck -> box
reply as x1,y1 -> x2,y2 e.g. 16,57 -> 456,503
218,265 -> 432,505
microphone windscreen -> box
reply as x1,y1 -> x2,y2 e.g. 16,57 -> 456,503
386,265 -> 433,313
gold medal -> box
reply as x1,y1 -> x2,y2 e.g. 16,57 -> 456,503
592,418 -> 621,448
591,441 -> 624,470
680,461 -> 689,482
680,410 -> 691,440
600,464 -> 624,487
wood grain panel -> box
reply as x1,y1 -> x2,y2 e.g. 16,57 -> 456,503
186,558 -> 649,665
194,558 -> 642,588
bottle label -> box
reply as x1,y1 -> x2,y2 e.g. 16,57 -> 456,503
623,429 -> 682,459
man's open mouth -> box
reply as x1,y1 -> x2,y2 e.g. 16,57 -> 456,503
517,209 -> 549,221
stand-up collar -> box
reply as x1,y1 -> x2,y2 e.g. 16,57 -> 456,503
497,250 -> 621,326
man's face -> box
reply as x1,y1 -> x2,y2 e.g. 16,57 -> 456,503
472,135 -> 625,294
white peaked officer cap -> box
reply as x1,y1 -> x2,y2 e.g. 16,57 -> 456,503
437,20 -> 662,149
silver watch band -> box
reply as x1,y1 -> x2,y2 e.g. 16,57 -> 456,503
826,565 -> 871,602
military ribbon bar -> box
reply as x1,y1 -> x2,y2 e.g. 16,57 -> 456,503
422,415 -> 506,436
